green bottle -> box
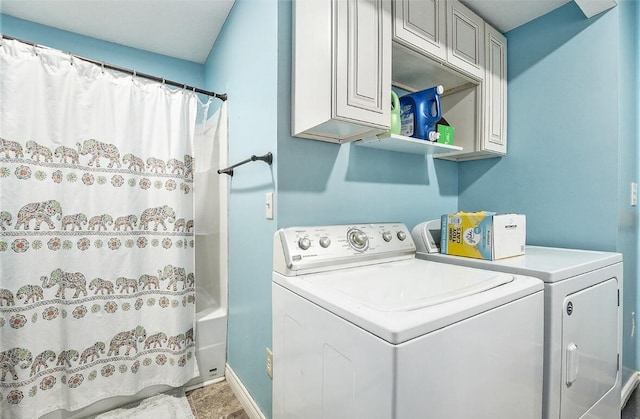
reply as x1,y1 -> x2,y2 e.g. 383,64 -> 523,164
390,90 -> 401,135
378,91 -> 401,137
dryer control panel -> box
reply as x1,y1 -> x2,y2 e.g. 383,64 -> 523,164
273,223 -> 416,276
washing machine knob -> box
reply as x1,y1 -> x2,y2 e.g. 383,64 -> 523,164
353,231 -> 368,246
397,231 -> 407,241
382,231 -> 392,242
348,229 -> 369,250
319,236 -> 331,248
298,237 -> 311,250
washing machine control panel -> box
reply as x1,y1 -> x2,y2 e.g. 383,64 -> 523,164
274,223 -> 416,275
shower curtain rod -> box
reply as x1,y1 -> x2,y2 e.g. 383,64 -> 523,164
1,34 -> 228,101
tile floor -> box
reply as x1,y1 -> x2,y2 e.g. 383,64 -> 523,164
186,380 -> 249,419
623,386 -> 640,419
186,380 -> 640,419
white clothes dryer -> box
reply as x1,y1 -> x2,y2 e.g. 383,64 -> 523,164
412,221 -> 623,419
272,223 -> 544,419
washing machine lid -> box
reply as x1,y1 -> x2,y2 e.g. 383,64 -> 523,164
417,246 -> 622,283
273,258 -> 542,344
300,259 -> 513,312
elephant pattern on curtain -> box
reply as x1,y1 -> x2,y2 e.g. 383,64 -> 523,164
0,38 -> 198,418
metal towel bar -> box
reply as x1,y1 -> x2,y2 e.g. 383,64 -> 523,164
217,152 -> 273,177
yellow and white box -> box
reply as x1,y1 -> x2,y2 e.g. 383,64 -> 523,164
440,211 -> 526,260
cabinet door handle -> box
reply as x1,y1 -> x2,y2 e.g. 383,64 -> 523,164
566,342 -> 579,387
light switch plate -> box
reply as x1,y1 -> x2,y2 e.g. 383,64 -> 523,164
266,192 -> 274,219
266,348 -> 273,378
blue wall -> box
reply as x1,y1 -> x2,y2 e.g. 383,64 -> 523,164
203,0 -> 278,415
275,4 -> 459,229
204,1 -> 459,417
276,138 -> 459,228
617,0 -> 640,386
459,1 -> 638,384
459,2 -> 619,250
0,14 -> 205,89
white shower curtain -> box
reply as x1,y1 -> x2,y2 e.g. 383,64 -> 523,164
0,38 -> 199,418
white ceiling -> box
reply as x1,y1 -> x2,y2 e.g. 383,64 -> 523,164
462,0 -> 571,32
0,0 -> 236,63
1,0 -> 572,64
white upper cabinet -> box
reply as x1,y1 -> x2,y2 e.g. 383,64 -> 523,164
446,0 -> 485,81
482,24 -> 507,155
390,0 -> 506,161
434,20 -> 506,161
393,0 -> 484,81
393,0 -> 447,62
292,0 -> 391,144
291,0 -> 506,160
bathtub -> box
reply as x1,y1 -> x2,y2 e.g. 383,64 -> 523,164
188,231 -> 229,387
187,304 -> 228,387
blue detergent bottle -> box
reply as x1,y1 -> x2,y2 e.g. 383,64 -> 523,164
399,85 -> 444,141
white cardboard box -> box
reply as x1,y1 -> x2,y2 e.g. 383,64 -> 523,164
440,212 -> 526,260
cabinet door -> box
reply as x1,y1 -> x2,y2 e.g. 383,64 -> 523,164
446,0 -> 484,80
392,0 -> 446,62
482,23 -> 506,154
334,0 -> 391,128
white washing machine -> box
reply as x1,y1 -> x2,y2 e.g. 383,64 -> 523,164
412,221 -> 623,419
272,223 -> 544,419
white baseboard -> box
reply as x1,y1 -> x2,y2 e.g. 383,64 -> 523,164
622,371 -> 640,409
225,364 -> 266,419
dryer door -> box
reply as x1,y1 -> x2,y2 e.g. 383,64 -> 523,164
560,277 -> 619,419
